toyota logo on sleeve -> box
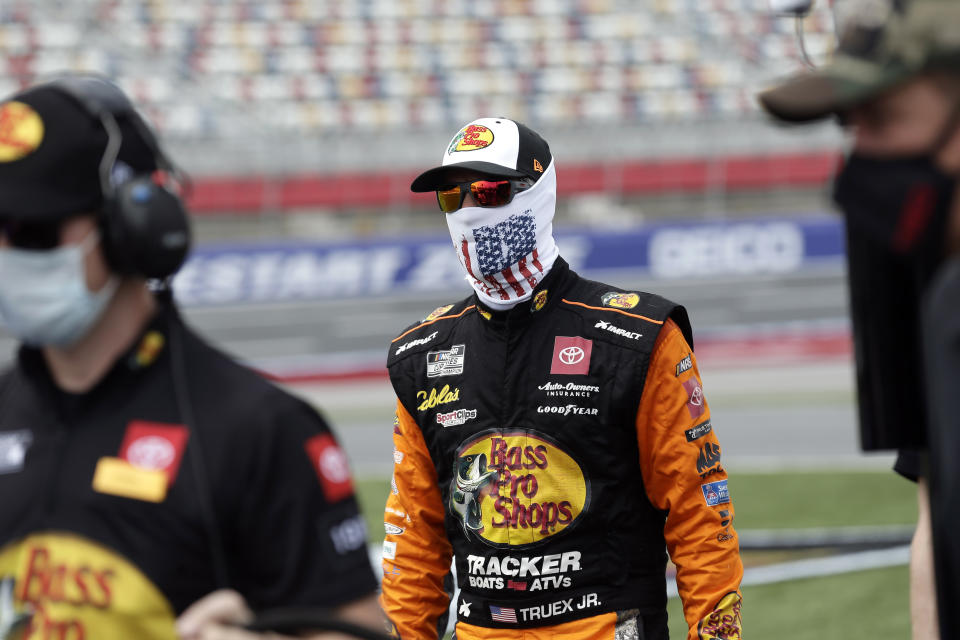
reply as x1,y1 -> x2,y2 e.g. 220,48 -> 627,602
551,337 -> 592,375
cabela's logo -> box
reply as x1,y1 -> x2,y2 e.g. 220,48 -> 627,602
0,532 -> 176,639
601,292 -> 639,310
448,124 -> 494,153
416,384 -> 460,411
449,430 -> 589,548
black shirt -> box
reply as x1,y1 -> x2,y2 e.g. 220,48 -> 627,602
0,301 -> 377,637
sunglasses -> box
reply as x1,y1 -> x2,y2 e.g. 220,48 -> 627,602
0,219 -> 63,250
436,178 -> 533,213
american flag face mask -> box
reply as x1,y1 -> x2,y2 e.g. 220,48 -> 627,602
445,160 -> 559,310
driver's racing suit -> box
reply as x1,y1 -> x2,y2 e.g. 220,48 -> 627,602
381,258 -> 743,639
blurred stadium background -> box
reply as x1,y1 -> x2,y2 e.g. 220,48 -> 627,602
0,1 -> 914,636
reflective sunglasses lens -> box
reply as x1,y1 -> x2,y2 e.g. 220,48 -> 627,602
436,186 -> 465,213
470,180 -> 512,207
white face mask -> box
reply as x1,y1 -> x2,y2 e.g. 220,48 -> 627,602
445,160 -> 559,310
0,231 -> 119,347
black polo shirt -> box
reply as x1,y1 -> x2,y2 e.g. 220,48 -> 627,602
0,301 -> 377,638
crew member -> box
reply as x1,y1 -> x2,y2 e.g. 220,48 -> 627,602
759,0 -> 960,635
0,76 -> 382,640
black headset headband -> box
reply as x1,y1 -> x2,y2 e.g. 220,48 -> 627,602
39,75 -> 192,280
44,75 -> 177,197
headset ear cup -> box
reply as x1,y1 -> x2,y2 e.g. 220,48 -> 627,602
109,177 -> 192,279
99,192 -> 134,275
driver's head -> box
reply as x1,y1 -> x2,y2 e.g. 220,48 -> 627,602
411,118 -> 559,309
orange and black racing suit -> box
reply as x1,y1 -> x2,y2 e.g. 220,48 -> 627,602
381,258 -> 743,639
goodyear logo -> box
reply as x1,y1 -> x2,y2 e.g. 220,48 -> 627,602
0,102 -> 44,162
448,124 -> 494,153
0,532 -> 176,639
449,430 -> 589,548
601,292 -> 639,310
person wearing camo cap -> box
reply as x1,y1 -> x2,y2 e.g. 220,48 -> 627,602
759,0 -> 960,636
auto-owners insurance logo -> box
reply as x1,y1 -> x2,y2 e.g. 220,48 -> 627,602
449,429 -> 590,548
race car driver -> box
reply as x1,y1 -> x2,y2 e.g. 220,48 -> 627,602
0,76 -> 382,639
380,118 -> 744,640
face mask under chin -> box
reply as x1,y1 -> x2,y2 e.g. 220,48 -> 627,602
0,231 -> 119,347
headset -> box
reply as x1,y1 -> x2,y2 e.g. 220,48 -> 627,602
43,74 -> 191,279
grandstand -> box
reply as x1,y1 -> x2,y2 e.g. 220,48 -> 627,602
0,0 -> 841,207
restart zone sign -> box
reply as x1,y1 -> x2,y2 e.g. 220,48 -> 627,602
172,215 -> 845,307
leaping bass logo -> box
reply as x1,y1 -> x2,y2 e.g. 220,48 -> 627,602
448,124 -> 494,153
449,430 -> 590,548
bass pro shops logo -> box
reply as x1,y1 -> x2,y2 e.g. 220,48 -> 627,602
0,532 -> 176,639
448,124 -> 494,153
449,430 -> 590,548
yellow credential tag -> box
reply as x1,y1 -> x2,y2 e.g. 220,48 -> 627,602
92,457 -> 168,503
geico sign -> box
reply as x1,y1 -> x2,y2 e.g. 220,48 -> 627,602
649,223 -> 804,278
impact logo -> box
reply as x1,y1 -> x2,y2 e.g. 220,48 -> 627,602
0,102 -> 44,163
593,320 -> 641,340
449,430 -> 589,548
395,331 -> 439,356
448,124 -> 494,153
473,212 -> 536,276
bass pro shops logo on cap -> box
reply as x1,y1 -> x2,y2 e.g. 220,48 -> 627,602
448,124 -> 494,153
0,101 -> 44,162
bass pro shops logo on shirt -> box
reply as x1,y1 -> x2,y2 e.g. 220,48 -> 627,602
449,430 -> 590,549
0,533 -> 178,639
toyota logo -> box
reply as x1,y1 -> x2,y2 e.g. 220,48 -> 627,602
559,346 -> 585,365
690,385 -> 704,406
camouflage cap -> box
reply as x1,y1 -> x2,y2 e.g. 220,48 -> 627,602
759,0 -> 960,122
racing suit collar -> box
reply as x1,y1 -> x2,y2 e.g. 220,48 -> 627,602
475,256 -> 571,329
17,294 -> 174,420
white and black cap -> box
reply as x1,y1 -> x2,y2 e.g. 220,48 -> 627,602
410,117 -> 552,192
